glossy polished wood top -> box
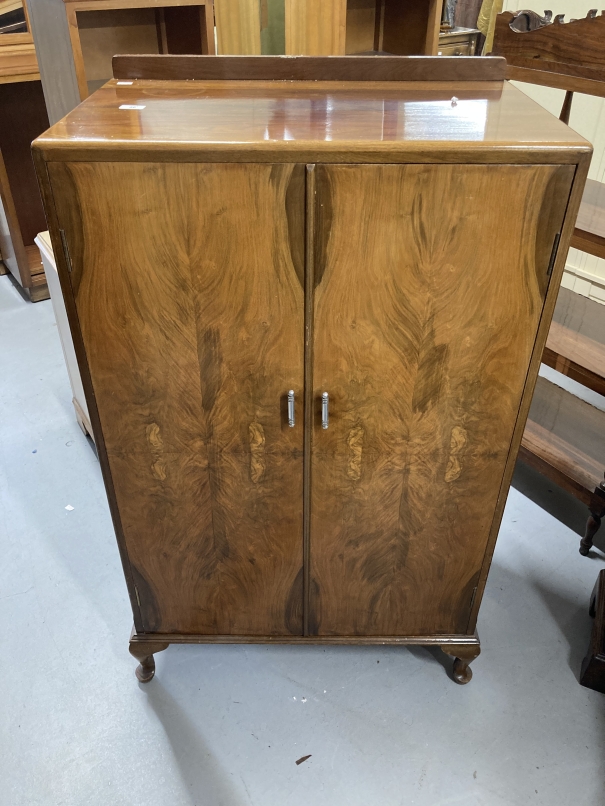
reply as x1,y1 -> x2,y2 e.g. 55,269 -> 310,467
34,78 -> 590,163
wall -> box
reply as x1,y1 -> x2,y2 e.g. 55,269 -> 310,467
502,0 -> 605,305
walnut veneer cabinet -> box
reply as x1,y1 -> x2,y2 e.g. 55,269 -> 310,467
33,55 -> 591,685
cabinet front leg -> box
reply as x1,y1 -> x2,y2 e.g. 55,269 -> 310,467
441,641 -> 481,685
129,635 -> 169,683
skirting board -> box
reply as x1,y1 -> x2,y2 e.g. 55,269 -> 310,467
562,264 -> 605,306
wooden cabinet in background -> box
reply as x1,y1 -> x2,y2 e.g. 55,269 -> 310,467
0,1 -> 49,301
63,0 -> 215,100
33,55 -> 590,686
214,0 -> 443,56
438,26 -> 479,56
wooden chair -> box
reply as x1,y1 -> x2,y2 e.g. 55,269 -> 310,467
493,9 -> 605,555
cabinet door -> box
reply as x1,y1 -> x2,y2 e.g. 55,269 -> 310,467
48,161 -> 305,636
310,163 -> 573,636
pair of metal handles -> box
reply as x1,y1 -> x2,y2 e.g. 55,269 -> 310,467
287,390 -> 329,430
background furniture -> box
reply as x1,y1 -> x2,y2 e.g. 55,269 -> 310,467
581,569 -> 605,694
213,0 -> 444,56
64,0 -> 215,101
0,1 -> 49,301
33,54 -> 589,685
437,25 -> 479,55
36,231 -> 94,439
493,9 -> 605,555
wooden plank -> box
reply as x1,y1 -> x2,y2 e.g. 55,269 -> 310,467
130,631 -> 481,645
0,39 -> 39,80
47,160 -> 305,635
571,229 -> 605,260
112,53 -> 507,81
215,0 -> 261,55
521,376 -> 605,499
285,0 -> 347,56
309,162 -> 573,637
543,286 -> 605,397
64,0 -> 211,8
505,64 -> 605,99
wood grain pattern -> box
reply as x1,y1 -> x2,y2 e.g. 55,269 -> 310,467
285,0 -> 347,56
33,79 -> 590,169
493,10 -> 605,78
32,72 -> 591,683
215,0 -> 261,55
467,150 -> 591,634
493,10 -> 605,97
112,53 -> 507,82
47,160 -> 305,635
309,162 -> 573,636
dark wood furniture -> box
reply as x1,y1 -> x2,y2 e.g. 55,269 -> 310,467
581,569 -> 605,694
493,10 -> 605,555
520,286 -> 605,556
0,1 -> 49,301
33,55 -> 590,685
493,10 -> 605,257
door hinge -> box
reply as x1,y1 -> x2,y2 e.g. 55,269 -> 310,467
547,232 -> 561,277
470,586 -> 478,611
59,229 -> 73,273
134,586 -> 141,607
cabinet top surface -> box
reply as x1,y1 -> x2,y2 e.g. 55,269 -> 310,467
34,79 -> 590,162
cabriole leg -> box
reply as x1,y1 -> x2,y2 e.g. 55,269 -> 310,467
441,641 -> 481,685
129,635 -> 169,683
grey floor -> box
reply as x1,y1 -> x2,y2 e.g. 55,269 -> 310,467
1,273 -> 604,806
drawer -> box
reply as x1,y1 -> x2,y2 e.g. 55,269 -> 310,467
438,41 -> 473,56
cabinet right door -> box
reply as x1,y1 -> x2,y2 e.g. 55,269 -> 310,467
309,163 -> 573,636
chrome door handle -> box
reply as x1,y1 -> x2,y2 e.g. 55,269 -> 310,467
322,392 -> 329,430
288,390 -> 295,427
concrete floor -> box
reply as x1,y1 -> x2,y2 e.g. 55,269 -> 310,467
1,273 -> 604,806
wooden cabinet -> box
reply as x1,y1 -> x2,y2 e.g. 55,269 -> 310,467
438,26 -> 479,56
214,0 -> 443,56
33,55 -> 590,685
63,0 -> 215,100
0,1 -> 50,301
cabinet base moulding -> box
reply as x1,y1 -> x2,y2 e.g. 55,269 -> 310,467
128,629 -> 481,684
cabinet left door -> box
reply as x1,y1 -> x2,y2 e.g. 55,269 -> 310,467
48,161 -> 306,636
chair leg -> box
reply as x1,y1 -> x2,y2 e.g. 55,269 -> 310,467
579,476 -> 605,556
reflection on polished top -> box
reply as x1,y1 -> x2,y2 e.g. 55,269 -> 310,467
35,79 -> 589,157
